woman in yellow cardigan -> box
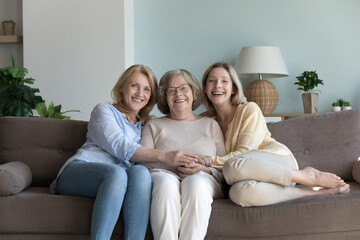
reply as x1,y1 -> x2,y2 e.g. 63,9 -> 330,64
201,62 -> 350,207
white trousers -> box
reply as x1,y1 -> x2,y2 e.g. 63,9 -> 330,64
150,170 -> 223,240
223,151 -> 301,207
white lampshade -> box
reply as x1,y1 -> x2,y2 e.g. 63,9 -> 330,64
234,46 -> 289,115
234,46 -> 289,79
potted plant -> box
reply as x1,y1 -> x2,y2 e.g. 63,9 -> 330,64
336,98 -> 345,108
332,102 -> 341,112
342,101 -> 352,111
2,20 -> 15,35
36,101 -> 80,119
0,54 -> 44,117
294,70 -> 324,113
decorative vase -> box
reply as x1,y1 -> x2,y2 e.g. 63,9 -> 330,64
302,93 -> 318,113
2,21 -> 15,35
332,106 -> 341,112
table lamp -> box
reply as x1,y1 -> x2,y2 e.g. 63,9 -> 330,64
234,46 -> 289,115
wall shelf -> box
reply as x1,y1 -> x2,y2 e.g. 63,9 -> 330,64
0,35 -> 23,44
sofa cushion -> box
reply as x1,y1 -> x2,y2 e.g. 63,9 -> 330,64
0,187 -> 93,234
267,110 -> 360,181
206,182 -> 360,239
0,161 -> 32,196
0,117 -> 88,186
352,158 -> 360,183
0,187 -> 154,239
2,185 -> 360,239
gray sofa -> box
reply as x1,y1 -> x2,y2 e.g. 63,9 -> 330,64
1,110 -> 360,240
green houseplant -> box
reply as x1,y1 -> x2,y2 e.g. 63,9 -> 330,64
0,55 -> 44,117
294,70 -> 324,113
336,98 -> 345,107
35,101 -> 80,119
342,101 -> 352,111
343,101 -> 351,107
2,20 -> 15,35
332,102 -> 341,112
294,70 -> 324,93
331,99 -> 352,112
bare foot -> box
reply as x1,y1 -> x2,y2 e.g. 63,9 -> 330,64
300,184 -> 350,198
338,184 -> 351,194
292,167 -> 345,189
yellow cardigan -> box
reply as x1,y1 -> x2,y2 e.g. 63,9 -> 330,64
212,102 -> 298,170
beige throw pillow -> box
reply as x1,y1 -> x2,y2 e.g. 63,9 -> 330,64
0,161 -> 32,196
352,157 -> 360,183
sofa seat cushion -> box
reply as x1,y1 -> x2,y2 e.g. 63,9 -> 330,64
206,182 -> 360,239
0,187 -> 151,238
1,185 -> 360,239
0,161 -> 32,196
0,187 -> 95,234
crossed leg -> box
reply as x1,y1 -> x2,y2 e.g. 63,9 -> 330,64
223,151 -> 350,207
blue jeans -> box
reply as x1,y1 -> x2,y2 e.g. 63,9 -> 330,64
57,160 -> 151,240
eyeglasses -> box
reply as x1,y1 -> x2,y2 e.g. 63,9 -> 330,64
166,84 -> 191,96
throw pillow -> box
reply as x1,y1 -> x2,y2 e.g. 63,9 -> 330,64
0,161 -> 32,196
352,157 -> 360,183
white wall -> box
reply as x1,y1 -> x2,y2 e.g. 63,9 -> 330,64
134,0 -> 360,115
23,0 -> 134,121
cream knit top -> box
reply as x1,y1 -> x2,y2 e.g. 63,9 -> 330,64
140,116 -> 226,181
212,102 -> 298,170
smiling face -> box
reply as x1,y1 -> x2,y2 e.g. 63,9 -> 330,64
205,67 -> 234,107
166,74 -> 193,115
121,72 -> 151,116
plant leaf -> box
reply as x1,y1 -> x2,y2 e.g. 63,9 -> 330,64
53,112 -> 70,119
22,106 -> 31,117
61,109 -> 81,114
0,85 -> 10,94
53,104 -> 62,114
47,101 -> 55,118
35,102 -> 47,117
11,54 -> 15,67
23,78 -> 35,85
15,101 -> 22,117
8,67 -> 28,78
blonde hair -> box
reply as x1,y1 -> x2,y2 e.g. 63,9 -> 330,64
157,69 -> 203,115
202,62 -> 246,116
111,64 -> 157,123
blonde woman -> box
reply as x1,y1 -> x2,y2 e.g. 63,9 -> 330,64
50,65 -> 197,240
201,62 -> 350,207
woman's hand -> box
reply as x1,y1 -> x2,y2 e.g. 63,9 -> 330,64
162,150 -> 198,167
197,155 -> 214,167
131,147 -> 198,166
178,162 -> 211,178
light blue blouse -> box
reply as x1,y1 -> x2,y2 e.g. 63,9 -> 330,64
50,102 -> 142,193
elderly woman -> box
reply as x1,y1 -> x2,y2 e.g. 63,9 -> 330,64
140,69 -> 226,240
50,65 -> 198,240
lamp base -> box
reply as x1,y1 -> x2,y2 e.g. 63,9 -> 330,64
244,79 -> 279,115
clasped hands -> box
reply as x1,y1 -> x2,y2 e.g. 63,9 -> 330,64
163,151 -> 213,178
